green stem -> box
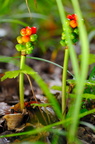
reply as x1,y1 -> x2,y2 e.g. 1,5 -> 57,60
62,47 -> 69,116
19,52 -> 26,111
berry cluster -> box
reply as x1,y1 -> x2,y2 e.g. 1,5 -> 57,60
15,26 -> 37,54
60,14 -> 79,46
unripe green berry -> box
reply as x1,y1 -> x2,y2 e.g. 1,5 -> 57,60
62,32 -> 66,40
63,27 -> 72,33
65,40 -> 68,45
17,36 -> 23,44
26,46 -> 34,54
15,44 -> 21,51
30,34 -> 37,42
26,41 -> 32,48
65,20 -> 69,26
15,44 -> 26,51
74,28 -> 79,35
60,40 -> 66,46
72,38 -> 78,43
70,33 -> 76,39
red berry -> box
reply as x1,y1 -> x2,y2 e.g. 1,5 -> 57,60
20,28 -> 26,36
22,35 -> 30,42
31,27 -> 37,34
67,14 -> 73,20
30,34 -> 37,42
26,26 -> 32,35
67,14 -> 78,21
72,14 -> 78,21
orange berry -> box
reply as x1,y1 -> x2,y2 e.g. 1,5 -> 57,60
22,35 -> 30,42
69,20 -> 78,28
26,26 -> 32,35
20,28 -> 26,36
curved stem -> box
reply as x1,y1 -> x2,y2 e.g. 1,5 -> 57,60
27,56 -> 74,78
62,47 -> 69,116
19,53 -> 26,111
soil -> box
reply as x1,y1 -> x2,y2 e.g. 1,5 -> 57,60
0,37 -> 95,144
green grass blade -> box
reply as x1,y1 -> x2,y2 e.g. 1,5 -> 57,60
1,0 -> 10,10
12,13 -> 47,20
0,56 -> 19,66
67,0 -> 89,142
24,65 -> 62,119
0,19 -> 28,26
0,108 -> 95,138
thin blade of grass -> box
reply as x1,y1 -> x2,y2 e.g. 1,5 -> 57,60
0,108 -> 95,138
0,19 -> 28,26
67,0 -> 89,142
24,65 -> 62,119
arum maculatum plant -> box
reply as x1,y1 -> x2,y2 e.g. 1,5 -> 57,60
1,26 -> 38,111
16,26 -> 37,111
60,14 -> 79,116
1,25 -> 62,118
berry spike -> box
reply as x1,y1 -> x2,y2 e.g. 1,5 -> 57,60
60,14 -> 79,46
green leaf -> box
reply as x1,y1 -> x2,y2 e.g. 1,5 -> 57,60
67,79 -> 95,86
30,103 -> 50,107
85,80 -> 95,86
1,69 -> 35,81
67,79 -> 95,94
80,108 -> 88,113
79,54 -> 95,65
23,65 -> 36,75
51,85 -> 62,91
70,93 -> 95,99
67,79 -> 76,85
1,70 -> 21,81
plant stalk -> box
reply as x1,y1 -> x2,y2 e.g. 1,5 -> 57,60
19,51 -> 26,111
62,47 -> 69,116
